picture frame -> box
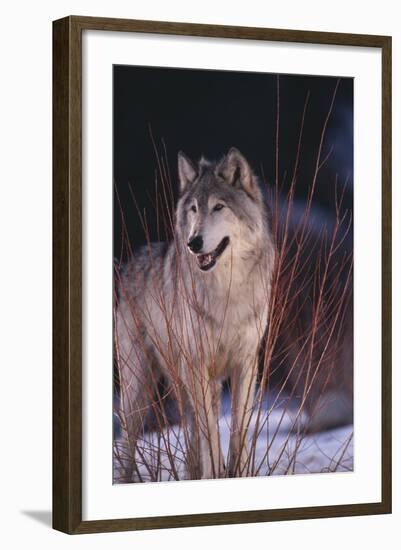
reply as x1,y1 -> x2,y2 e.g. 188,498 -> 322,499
52,15 -> 392,534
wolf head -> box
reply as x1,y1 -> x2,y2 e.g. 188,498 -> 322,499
176,148 -> 267,273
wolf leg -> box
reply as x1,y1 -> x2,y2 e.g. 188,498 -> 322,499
229,358 -> 257,477
211,379 -> 226,474
185,376 -> 224,480
210,379 -> 227,475
174,386 -> 202,480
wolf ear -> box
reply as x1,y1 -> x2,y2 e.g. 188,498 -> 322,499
218,148 -> 259,200
178,152 -> 198,194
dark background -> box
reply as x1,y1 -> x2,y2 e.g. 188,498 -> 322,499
113,65 -> 353,258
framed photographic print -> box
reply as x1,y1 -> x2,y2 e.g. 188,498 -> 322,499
53,16 -> 392,534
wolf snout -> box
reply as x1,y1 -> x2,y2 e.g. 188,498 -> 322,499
187,235 -> 203,253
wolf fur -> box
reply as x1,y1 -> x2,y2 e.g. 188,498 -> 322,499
115,148 -> 275,480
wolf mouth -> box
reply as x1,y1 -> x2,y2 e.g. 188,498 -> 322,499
196,237 -> 230,271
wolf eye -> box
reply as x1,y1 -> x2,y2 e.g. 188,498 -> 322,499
190,205 -> 197,213
213,203 -> 224,212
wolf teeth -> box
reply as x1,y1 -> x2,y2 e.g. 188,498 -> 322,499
198,255 -> 209,266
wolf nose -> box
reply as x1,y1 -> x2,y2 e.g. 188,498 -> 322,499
187,235 -> 203,253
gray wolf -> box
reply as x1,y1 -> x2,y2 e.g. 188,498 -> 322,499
115,148 -> 275,481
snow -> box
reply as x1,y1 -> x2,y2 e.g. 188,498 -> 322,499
113,402 -> 353,483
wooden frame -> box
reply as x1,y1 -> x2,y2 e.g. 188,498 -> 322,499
53,15 -> 392,534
